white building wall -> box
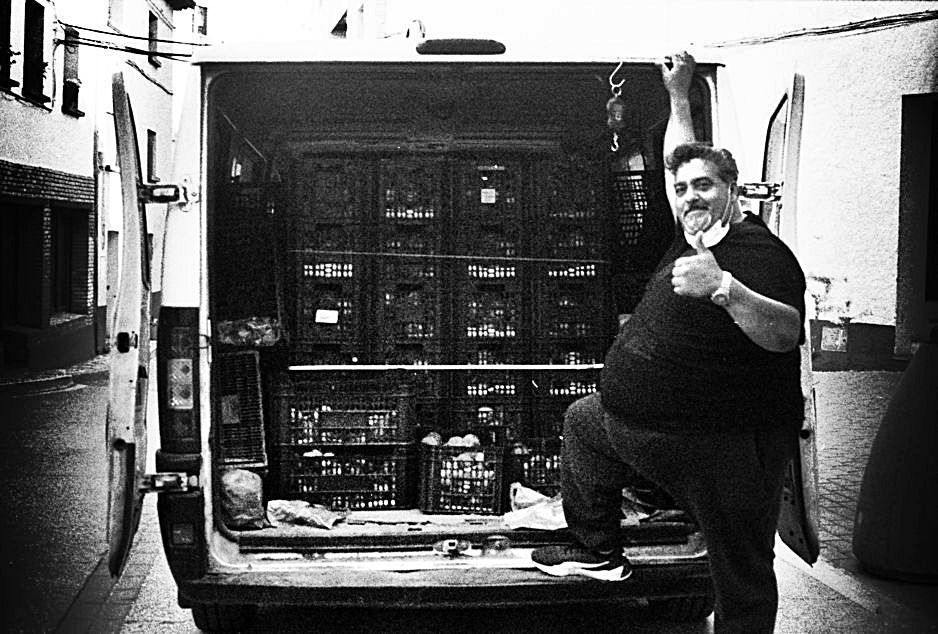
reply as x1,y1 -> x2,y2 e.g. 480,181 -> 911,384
711,19 -> 938,330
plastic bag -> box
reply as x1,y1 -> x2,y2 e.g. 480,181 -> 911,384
267,499 -> 347,530
219,468 -> 269,530
216,316 -> 282,347
509,482 -> 552,511
503,483 -> 566,530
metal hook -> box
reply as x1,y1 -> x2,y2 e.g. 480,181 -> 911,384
609,60 -> 625,97
611,131 -> 619,153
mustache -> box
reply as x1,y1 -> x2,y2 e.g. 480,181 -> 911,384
683,202 -> 709,212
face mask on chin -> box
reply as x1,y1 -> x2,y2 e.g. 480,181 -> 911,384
681,193 -> 733,248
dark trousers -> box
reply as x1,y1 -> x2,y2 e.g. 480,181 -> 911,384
561,393 -> 794,633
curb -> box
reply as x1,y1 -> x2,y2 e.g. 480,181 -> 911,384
0,354 -> 110,397
0,373 -> 76,397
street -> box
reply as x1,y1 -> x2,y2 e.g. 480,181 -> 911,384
1,362 -> 937,633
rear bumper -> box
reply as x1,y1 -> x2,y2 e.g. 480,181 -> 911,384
175,561 -> 713,608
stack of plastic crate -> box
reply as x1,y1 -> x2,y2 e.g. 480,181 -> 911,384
530,155 -> 613,437
274,374 -> 417,510
374,158 -> 445,367
451,160 -> 528,444
292,159 -> 371,365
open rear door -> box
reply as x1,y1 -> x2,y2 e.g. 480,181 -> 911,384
755,73 -> 820,564
106,72 -> 152,577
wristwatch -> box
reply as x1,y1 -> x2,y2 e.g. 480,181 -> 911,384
710,271 -> 733,306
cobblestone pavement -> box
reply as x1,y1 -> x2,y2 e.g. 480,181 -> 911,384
813,371 -> 902,568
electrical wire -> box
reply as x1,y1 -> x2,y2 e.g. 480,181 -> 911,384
700,9 -> 938,48
290,249 -> 611,266
56,20 -> 209,46
55,35 -> 193,60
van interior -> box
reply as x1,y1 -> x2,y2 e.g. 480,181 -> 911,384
203,61 -> 714,553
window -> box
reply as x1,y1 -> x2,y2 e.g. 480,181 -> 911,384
148,11 -> 161,67
50,208 -> 87,316
61,27 -> 83,117
196,5 -> 208,36
147,129 -> 159,182
0,0 -> 17,88
22,0 -> 48,102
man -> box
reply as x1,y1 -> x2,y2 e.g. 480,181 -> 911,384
531,51 -> 806,633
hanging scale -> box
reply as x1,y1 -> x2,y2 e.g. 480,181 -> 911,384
607,61 -> 627,152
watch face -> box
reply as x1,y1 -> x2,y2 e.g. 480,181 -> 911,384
712,292 -> 729,306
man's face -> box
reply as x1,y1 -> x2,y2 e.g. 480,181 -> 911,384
672,158 -> 734,233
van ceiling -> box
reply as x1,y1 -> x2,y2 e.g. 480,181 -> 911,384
206,63 -> 677,156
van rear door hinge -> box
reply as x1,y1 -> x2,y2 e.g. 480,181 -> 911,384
139,472 -> 196,493
738,182 -> 781,201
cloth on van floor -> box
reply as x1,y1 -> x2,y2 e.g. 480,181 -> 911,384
267,499 -> 347,529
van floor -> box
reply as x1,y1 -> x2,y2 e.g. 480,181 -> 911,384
233,507 -> 696,554
249,508 -> 518,539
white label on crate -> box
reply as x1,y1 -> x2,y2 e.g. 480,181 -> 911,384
480,188 -> 497,204
315,309 -> 340,324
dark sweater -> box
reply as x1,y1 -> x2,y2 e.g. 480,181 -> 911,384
600,215 -> 806,434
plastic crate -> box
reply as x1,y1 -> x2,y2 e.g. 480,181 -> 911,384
462,225 -> 521,258
384,341 -> 444,362
539,224 -> 606,261
460,283 -> 523,340
541,154 -> 606,222
514,437 -> 563,497
297,158 -> 370,222
290,344 -> 365,366
419,444 -> 507,515
378,284 -> 442,343
295,284 -> 358,344
545,262 -> 600,280
458,161 -> 523,223
534,281 -> 610,340
277,379 -> 415,445
214,350 -> 268,469
296,220 -> 364,252
278,444 -> 415,510
379,157 -> 444,224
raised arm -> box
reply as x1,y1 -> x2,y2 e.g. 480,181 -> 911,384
661,51 -> 697,155
660,51 -> 697,209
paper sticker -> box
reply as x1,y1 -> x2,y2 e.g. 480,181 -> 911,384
480,188 -> 497,204
315,309 -> 340,324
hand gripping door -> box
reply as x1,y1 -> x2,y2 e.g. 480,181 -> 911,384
106,72 -> 152,577
754,73 -> 820,565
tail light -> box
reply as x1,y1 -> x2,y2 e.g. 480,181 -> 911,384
158,307 -> 201,455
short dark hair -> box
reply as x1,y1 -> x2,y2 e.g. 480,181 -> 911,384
665,142 -> 739,184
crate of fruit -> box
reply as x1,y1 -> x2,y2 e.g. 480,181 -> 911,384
512,437 -> 563,497
277,379 -> 415,445
278,444 -> 415,510
418,442 -> 507,515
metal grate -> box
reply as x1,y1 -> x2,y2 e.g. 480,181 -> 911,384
215,351 -> 268,468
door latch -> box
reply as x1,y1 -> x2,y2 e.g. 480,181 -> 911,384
738,182 -> 781,201
139,472 -> 195,493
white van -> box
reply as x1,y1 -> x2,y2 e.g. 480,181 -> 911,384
105,37 -> 819,632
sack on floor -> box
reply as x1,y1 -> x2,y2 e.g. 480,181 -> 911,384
219,468 -> 269,530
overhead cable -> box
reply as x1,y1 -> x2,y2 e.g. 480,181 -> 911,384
701,9 -> 938,48
58,35 -> 192,60
57,20 -> 209,46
